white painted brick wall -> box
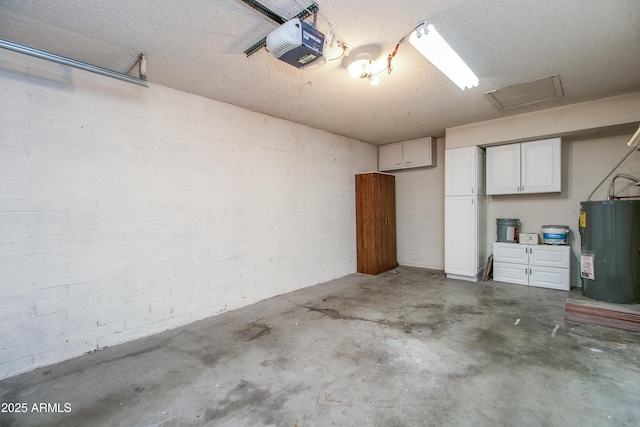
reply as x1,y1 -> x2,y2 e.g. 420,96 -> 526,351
0,49 -> 377,379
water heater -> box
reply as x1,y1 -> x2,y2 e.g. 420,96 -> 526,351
266,18 -> 325,69
580,200 -> 640,303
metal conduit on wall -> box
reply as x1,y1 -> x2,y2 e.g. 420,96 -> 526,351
0,38 -> 148,87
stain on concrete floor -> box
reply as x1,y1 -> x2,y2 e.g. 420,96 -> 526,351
1,266 -> 639,426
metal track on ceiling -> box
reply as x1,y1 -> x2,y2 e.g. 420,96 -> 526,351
241,0 -> 319,57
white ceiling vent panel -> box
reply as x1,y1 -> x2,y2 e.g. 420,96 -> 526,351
485,75 -> 563,110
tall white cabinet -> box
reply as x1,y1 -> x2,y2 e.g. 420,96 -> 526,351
445,146 -> 487,281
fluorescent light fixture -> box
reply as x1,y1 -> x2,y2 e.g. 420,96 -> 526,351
627,125 -> 640,147
408,22 -> 479,90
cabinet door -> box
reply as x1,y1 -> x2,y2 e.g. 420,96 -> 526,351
476,147 -> 486,195
445,147 -> 478,196
493,261 -> 529,285
493,242 -> 528,265
378,143 -> 403,171
476,195 -> 487,270
529,245 -> 570,268
355,174 -> 376,274
445,196 -> 477,276
402,138 -> 432,168
487,144 -> 520,194
529,265 -> 570,290
521,138 -> 561,193
378,173 -> 397,272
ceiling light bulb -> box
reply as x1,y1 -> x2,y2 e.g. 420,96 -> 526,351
348,60 -> 367,78
368,75 -> 380,86
348,53 -> 379,79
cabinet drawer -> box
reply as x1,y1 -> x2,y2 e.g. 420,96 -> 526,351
493,242 -> 528,264
529,245 -> 570,268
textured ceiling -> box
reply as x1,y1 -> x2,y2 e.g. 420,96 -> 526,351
0,0 -> 639,145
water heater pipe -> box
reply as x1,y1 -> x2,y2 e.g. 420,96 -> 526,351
586,143 -> 639,201
607,173 -> 640,199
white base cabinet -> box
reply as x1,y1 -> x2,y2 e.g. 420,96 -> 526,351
493,242 -> 570,291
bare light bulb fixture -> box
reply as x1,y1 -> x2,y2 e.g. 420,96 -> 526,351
348,53 -> 383,85
408,22 -> 479,90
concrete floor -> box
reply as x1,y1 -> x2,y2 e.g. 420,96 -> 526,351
1,266 -> 639,427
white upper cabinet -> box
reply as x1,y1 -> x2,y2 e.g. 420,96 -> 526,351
486,144 -> 520,194
378,137 -> 434,171
445,146 -> 486,196
378,143 -> 403,171
402,138 -> 433,168
521,139 -> 562,193
487,137 -> 561,195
